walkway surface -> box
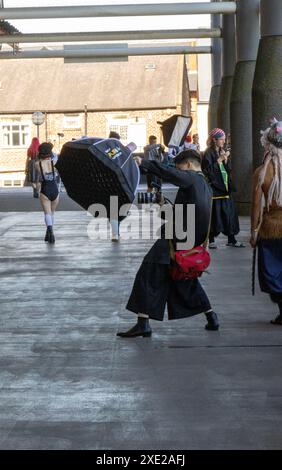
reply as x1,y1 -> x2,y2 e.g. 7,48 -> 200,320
0,189 -> 281,450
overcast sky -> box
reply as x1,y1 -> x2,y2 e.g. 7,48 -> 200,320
3,0 -> 211,33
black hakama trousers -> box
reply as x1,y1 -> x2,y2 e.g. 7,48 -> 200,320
210,196 -> 240,238
126,239 -> 211,321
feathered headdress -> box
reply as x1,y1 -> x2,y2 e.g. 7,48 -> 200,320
258,118 -> 282,209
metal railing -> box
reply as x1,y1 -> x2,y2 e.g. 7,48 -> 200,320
0,2 -> 236,20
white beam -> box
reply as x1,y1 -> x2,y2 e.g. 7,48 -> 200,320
0,3 -> 236,20
0,45 -> 211,60
0,28 -> 221,44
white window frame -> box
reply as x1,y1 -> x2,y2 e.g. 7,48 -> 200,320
108,118 -> 129,144
107,116 -> 147,152
0,121 -> 31,148
63,114 -> 81,130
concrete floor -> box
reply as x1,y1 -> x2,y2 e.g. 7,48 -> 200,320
0,189 -> 282,450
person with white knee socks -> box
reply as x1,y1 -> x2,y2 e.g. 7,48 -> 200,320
110,219 -> 120,242
35,142 -> 60,244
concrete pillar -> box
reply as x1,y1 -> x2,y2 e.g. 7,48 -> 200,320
217,3 -> 236,133
252,0 -> 282,168
230,0 -> 260,215
208,11 -> 222,131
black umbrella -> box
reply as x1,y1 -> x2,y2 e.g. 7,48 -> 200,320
56,137 -> 139,219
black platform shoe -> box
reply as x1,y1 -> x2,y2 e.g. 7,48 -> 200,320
46,226 -> 55,244
117,317 -> 152,338
44,228 -> 49,242
205,311 -> 219,331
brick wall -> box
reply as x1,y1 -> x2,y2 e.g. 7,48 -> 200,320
190,95 -> 198,136
0,108 -> 175,185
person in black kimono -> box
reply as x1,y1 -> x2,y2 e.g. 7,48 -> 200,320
117,150 -> 219,338
202,128 -> 245,249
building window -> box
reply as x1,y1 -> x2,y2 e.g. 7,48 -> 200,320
1,123 -> 31,147
145,63 -> 156,70
63,114 -> 81,129
108,117 -> 146,152
109,124 -> 128,142
2,180 -> 22,187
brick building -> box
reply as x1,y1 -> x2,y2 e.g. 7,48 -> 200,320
0,54 -> 192,187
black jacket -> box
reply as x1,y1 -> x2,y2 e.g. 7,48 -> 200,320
140,160 -> 213,263
202,147 -> 234,197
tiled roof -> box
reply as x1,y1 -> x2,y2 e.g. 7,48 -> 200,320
0,55 -> 188,113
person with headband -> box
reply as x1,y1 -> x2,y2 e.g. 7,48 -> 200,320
250,118 -> 282,325
202,128 -> 244,249
34,142 -> 59,244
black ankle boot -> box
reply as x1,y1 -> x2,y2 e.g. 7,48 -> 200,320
117,317 -> 152,338
44,228 -> 49,242
47,226 -> 55,244
205,311 -> 219,331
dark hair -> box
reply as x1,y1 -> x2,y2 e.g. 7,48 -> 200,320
38,142 -> 53,158
109,131 -> 120,140
149,135 -> 157,141
206,136 -> 217,150
174,149 -> 201,167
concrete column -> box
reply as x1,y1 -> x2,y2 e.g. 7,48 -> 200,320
208,11 -> 222,131
252,0 -> 282,168
217,3 -> 236,133
230,0 -> 260,215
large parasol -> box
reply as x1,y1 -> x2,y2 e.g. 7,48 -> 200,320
56,137 -> 139,218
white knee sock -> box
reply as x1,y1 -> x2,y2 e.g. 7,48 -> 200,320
44,214 -> 53,227
52,213 -> 55,226
110,219 -> 120,236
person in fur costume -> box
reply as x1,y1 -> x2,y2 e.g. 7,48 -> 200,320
250,118 -> 282,324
